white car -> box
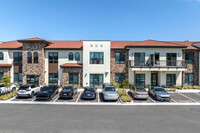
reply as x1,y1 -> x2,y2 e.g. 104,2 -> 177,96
102,83 -> 119,101
0,83 -> 17,95
17,84 -> 41,98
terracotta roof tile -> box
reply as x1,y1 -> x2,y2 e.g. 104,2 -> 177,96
60,63 -> 82,67
0,41 -> 22,49
45,40 -> 83,49
18,37 -> 45,41
0,64 -> 12,67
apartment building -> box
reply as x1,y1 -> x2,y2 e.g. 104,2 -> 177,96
0,37 -> 199,87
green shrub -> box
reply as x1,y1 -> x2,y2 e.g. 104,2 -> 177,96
0,91 -> 17,100
187,85 -> 193,89
193,86 -> 200,89
183,85 -> 188,89
112,82 -> 120,88
161,85 -> 166,88
117,89 -> 126,96
117,89 -> 132,102
145,85 -> 150,88
121,79 -> 129,89
172,85 -> 182,89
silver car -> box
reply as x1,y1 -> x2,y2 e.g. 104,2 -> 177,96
102,85 -> 119,101
149,86 -> 171,102
130,87 -> 148,99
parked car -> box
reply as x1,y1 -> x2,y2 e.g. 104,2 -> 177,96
130,86 -> 148,100
149,86 -> 171,102
81,87 -> 96,100
0,83 -> 17,95
102,83 -> 118,101
17,84 -> 41,98
59,86 -> 77,99
36,86 -> 59,100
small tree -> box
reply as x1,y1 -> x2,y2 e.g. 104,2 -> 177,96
1,75 -> 12,88
121,79 -> 129,89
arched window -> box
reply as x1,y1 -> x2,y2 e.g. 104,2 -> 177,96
75,52 -> 80,61
0,52 -> 3,60
34,52 -> 38,63
27,52 -> 32,63
69,52 -> 73,61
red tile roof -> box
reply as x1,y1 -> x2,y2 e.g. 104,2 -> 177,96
18,37 -> 45,41
0,64 -> 12,67
0,41 -> 22,49
60,63 -> 82,68
45,40 -> 83,49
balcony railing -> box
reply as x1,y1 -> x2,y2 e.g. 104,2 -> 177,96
129,60 -> 190,67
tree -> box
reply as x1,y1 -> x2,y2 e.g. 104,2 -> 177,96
1,75 -> 12,88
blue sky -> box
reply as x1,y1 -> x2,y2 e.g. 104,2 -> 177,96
0,0 -> 200,42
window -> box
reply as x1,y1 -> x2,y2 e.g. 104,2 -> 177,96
13,52 -> 22,64
115,73 -> 125,84
135,74 -> 145,86
0,52 -> 3,60
115,52 -> 125,64
69,73 -> 79,85
14,73 -> 22,85
75,52 -> 80,61
27,52 -> 32,63
185,73 -> 194,85
166,74 -> 176,87
185,52 -> 194,64
49,73 -> 58,85
134,53 -> 145,66
90,74 -> 103,87
48,52 -> 58,63
90,52 -> 104,64
27,75 -> 39,85
69,52 -> 74,61
0,72 -> 3,81
34,52 -> 38,63
167,53 -> 177,66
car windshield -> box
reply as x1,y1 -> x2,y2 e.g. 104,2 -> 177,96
63,87 -> 73,92
19,86 -> 29,90
136,88 -> 146,92
105,87 -> 116,91
41,87 -> 53,91
154,87 -> 166,92
84,88 -> 95,93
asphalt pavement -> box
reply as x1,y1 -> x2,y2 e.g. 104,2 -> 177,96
0,104 -> 200,133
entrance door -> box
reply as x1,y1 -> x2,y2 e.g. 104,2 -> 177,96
151,73 -> 157,86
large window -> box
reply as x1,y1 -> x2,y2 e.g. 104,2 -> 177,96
166,74 -> 176,87
134,53 -> 145,66
167,53 -> 177,66
90,52 -> 104,64
27,75 -> 39,85
90,74 -> 103,87
13,52 -> 22,64
185,73 -> 194,85
135,74 -> 145,86
75,52 -> 80,61
27,52 -> 32,63
34,52 -> 38,63
0,52 -> 3,60
14,73 -> 22,85
115,52 -> 125,64
185,52 -> 194,64
0,72 -> 3,81
49,73 -> 58,85
69,73 -> 79,85
115,73 -> 125,84
49,52 -> 58,63
69,52 -> 74,61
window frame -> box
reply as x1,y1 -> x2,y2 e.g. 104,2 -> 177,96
27,75 -> 39,85
90,52 -> 104,64
185,52 -> 194,65
14,73 -> 23,85
90,74 -> 103,87
48,52 -> 58,64
166,74 -> 176,87
115,73 -> 125,84
49,73 -> 58,85
184,73 -> 194,86
115,52 -> 125,64
135,74 -> 145,86
0,52 -> 4,60
27,52 -> 32,64
33,52 -> 38,64
13,52 -> 22,64
69,52 -> 74,61
69,73 -> 79,85
75,52 -> 80,61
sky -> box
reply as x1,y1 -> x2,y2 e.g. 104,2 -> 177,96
0,0 -> 200,42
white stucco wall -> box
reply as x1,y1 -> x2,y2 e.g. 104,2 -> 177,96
83,41 -> 110,87
45,50 -> 83,86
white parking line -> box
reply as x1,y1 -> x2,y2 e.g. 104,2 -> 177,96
171,98 -> 177,103
178,93 -> 198,103
76,92 -> 81,103
98,92 -> 99,103
53,95 -> 59,102
7,96 -> 17,101
148,96 -> 156,103
31,98 -> 36,102
195,93 -> 200,96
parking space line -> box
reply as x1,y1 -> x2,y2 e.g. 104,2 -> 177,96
171,98 -> 177,103
31,98 -> 36,102
8,96 -> 17,101
148,96 -> 156,103
76,92 -> 81,103
53,95 -> 59,102
178,93 -> 198,103
98,92 -> 99,103
195,93 -> 200,96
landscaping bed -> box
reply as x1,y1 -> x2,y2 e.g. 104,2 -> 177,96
117,89 -> 132,102
0,91 -> 17,100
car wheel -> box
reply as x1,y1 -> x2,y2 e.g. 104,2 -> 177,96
12,87 -> 16,91
30,92 -> 34,98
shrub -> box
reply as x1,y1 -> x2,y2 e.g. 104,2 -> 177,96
172,85 -> 182,89
161,85 -> 166,88
193,86 -> 200,89
1,75 -> 12,88
121,79 -> 129,89
112,82 -> 120,88
117,89 -> 132,102
187,85 -> 193,89
0,91 -> 17,100
117,89 -> 126,96
145,85 -> 150,88
183,85 -> 188,89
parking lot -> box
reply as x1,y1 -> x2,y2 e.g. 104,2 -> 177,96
8,90 -> 200,104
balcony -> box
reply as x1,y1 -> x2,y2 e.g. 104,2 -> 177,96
129,60 -> 189,71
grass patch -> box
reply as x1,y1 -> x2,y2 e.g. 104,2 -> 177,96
117,89 -> 132,102
0,91 -> 17,100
